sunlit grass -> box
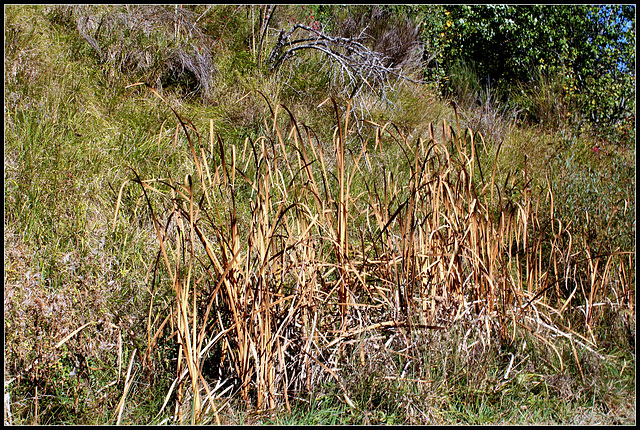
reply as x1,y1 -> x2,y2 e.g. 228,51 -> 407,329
4,4 -> 634,426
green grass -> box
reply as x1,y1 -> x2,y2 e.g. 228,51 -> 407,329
4,4 -> 635,426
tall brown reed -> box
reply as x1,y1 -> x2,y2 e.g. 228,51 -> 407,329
118,86 -> 634,421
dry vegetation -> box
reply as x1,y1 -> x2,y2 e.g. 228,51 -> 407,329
114,86 -> 634,423
4,4 -> 635,425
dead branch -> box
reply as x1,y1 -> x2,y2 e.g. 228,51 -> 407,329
268,24 -> 424,88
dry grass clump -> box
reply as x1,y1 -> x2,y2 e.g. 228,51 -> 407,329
444,60 -> 522,146
53,5 -> 216,99
334,5 -> 423,72
4,28 -> 42,109
457,87 -> 522,146
116,85 -> 633,423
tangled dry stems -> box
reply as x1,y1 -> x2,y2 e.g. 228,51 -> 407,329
69,5 -> 216,98
115,88 -> 633,423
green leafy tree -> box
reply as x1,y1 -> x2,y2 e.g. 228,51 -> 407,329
416,5 -> 635,141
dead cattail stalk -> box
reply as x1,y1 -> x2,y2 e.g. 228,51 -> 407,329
121,85 -> 632,417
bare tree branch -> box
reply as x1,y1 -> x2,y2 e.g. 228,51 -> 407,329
268,24 -> 424,88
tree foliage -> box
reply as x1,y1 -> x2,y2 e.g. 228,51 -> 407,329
414,5 -> 635,141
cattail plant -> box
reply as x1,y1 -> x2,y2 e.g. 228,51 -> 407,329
117,84 -> 634,422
